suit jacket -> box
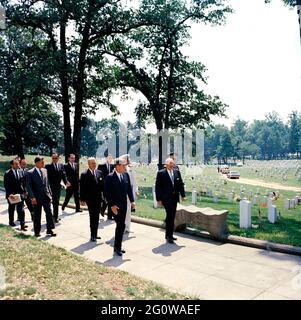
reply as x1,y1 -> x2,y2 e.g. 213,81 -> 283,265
80,169 -> 104,204
155,168 -> 186,205
25,167 -> 52,204
64,162 -> 79,187
98,163 -> 114,178
45,163 -> 68,189
104,171 -> 134,211
4,169 -> 24,199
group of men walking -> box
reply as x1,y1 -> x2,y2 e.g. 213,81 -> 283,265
3,152 -> 186,255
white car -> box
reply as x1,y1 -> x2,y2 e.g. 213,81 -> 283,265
227,171 -> 240,179
220,165 -> 230,174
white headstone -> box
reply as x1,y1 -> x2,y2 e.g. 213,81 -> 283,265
253,195 -> 258,205
192,188 -> 197,205
228,192 -> 234,201
240,200 -> 252,229
152,184 -> 158,208
284,199 -> 290,210
268,205 -> 277,224
262,196 -> 267,207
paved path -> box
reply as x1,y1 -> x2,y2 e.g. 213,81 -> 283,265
1,191 -> 301,300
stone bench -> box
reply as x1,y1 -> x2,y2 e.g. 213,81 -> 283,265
174,204 -> 229,239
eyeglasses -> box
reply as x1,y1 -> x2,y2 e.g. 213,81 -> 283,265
52,157 -> 59,160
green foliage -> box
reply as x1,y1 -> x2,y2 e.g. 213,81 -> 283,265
205,111 -> 301,162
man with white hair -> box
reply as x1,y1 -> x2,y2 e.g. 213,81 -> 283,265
80,157 -> 105,242
104,157 -> 135,256
155,157 -> 186,243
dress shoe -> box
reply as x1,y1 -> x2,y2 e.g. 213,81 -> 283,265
9,222 -> 16,227
120,249 -> 126,253
46,230 -> 57,237
35,234 -> 41,238
172,237 -> 177,241
96,236 -> 101,239
61,205 -> 66,211
76,209 -> 83,213
21,226 -> 28,231
90,237 -> 96,242
167,239 -> 175,244
55,219 -> 61,223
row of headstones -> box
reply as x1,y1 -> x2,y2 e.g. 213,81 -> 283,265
240,195 -> 301,228
240,199 -> 278,227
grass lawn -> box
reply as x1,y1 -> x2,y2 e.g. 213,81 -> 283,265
1,155 -> 301,246
0,224 -> 186,300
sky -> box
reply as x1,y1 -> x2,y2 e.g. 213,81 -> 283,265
95,0 -> 301,127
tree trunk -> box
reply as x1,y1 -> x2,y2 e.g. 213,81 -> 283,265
72,12 -> 92,164
59,20 -> 72,162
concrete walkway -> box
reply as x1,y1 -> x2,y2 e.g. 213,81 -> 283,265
0,191 -> 301,300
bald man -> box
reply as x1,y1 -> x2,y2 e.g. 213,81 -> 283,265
80,158 -> 105,242
155,158 -> 186,243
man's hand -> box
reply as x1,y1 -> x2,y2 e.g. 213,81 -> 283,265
182,197 -> 187,203
80,201 -> 86,207
131,202 -> 136,210
157,200 -> 162,206
66,182 -> 71,188
135,191 -> 140,197
111,205 -> 119,215
31,198 -> 37,205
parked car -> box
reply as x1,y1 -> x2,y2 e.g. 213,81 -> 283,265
237,162 -> 243,167
220,165 -> 230,174
227,171 -> 240,179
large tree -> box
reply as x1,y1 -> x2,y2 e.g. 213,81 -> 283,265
101,0 -> 231,167
0,26 -> 63,157
2,0 -> 154,161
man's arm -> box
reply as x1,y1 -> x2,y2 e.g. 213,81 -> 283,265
25,172 -> 35,200
4,172 -> 12,198
126,173 -> 135,203
79,173 -> 87,202
61,165 -> 69,185
177,171 -> 186,198
155,171 -> 163,202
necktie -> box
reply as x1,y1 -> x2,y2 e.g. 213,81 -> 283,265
169,170 -> 174,186
107,163 -> 110,174
120,174 -> 124,183
38,169 -> 43,180
14,169 -> 19,180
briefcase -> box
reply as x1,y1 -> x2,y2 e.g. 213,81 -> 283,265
8,194 -> 22,204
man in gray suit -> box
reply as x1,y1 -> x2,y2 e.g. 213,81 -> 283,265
26,156 -> 56,237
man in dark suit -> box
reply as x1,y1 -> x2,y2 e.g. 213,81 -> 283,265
98,154 -> 114,220
20,158 -> 34,221
155,158 -> 186,243
26,156 -> 56,237
4,159 -> 27,230
45,153 -> 70,223
80,157 -> 105,242
104,158 -> 135,256
62,154 -> 82,213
